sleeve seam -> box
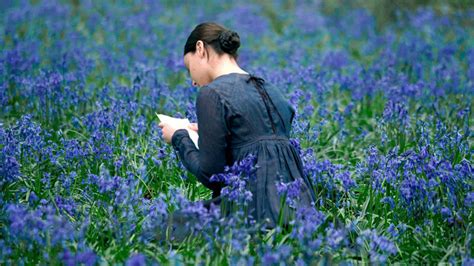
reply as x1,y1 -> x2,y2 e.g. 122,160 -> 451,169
171,129 -> 189,148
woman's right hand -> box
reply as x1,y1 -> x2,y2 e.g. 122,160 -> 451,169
188,123 -> 198,132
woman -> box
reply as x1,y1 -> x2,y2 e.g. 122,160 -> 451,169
159,22 -> 316,237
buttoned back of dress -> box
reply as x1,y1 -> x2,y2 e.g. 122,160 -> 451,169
205,73 -> 295,151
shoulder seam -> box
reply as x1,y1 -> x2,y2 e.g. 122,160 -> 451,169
197,86 -> 233,136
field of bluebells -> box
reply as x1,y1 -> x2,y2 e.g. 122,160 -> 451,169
1,0 -> 473,265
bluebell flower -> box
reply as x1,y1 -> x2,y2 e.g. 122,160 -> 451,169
290,207 -> 326,243
54,196 -> 78,217
131,115 -> 147,135
367,146 -> 380,170
382,100 -> 410,129
322,50 -> 349,70
440,207 -> 454,224
0,155 -> 21,185
414,226 -> 423,235
464,192 -> 474,208
261,244 -> 293,265
357,229 -> 397,263
399,173 -> 428,216
386,224 -> 398,238
114,155 -> 125,170
61,248 -> 97,266
381,197 -> 395,210
230,254 -> 255,266
5,202 -> 87,259
276,177 -> 304,208
210,154 -> 258,205
462,257 -> 474,266
326,225 -> 348,250
126,253 -> 147,266
289,138 -> 302,157
335,171 -> 357,192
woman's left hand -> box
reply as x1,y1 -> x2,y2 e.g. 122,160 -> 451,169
159,122 -> 183,144
188,123 -> 198,132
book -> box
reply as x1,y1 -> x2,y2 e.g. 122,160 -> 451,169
156,113 -> 199,149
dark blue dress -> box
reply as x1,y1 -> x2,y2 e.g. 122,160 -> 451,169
170,73 -> 316,232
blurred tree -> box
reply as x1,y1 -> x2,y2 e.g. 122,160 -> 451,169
317,0 -> 474,32
256,0 -> 474,34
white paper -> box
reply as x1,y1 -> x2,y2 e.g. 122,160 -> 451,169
156,113 -> 199,149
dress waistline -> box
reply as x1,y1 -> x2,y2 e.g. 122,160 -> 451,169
232,135 -> 289,149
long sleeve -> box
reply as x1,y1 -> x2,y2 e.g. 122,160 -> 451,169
171,87 -> 230,197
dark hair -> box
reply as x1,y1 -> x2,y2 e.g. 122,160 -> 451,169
183,22 -> 240,60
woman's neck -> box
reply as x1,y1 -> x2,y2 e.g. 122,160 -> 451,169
209,56 -> 248,80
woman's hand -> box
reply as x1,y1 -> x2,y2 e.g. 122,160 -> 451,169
159,122 -> 183,144
188,123 -> 198,132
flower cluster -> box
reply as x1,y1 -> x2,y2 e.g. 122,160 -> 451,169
210,154 -> 259,205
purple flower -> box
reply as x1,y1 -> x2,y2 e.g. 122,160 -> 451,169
399,173 -> 428,216
440,207 -> 454,224
382,100 -> 410,129
75,251 -> 97,266
61,248 -> 97,266
114,155 -> 125,169
210,154 -> 259,205
322,50 -> 350,70
357,229 -> 397,263
291,207 -> 326,242
62,138 -> 88,162
326,226 -> 348,250
276,177 -> 305,208
126,253 -> 146,266
335,171 -> 357,192
5,203 -> 87,258
387,224 -> 398,238
131,116 -> 147,135
261,244 -> 293,265
54,196 -> 78,217
289,138 -> 302,156
367,146 -> 380,169
464,192 -> 474,208
0,156 -> 21,185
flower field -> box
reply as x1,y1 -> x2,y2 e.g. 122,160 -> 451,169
1,1 -> 473,265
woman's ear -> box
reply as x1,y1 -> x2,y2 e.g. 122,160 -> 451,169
196,40 -> 205,58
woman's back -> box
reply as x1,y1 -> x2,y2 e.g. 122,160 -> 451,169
197,73 -> 316,228
205,73 -> 294,139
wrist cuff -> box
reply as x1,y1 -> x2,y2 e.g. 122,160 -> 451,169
171,129 -> 189,148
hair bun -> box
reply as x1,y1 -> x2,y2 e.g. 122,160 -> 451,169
218,30 -> 240,54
